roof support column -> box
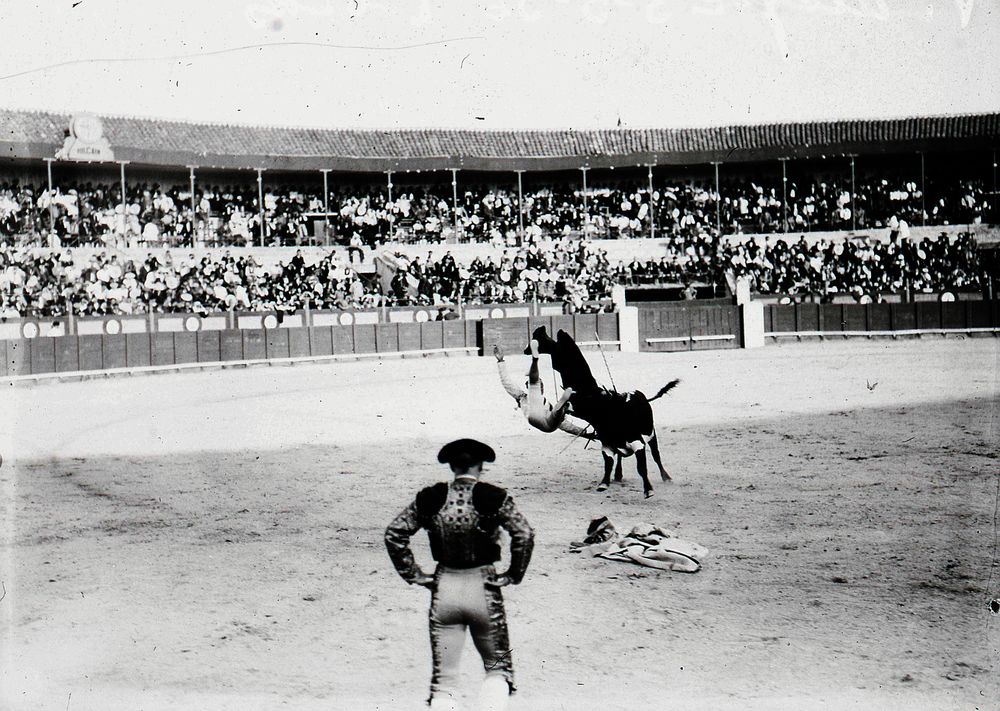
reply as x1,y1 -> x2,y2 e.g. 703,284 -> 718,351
780,158 -> 788,234
849,155 -> 856,232
516,170 -> 525,245
993,149 -> 998,225
580,167 -> 589,236
256,168 -> 266,247
119,161 -> 129,245
451,168 -> 459,240
188,165 -> 197,246
44,158 -> 56,244
320,169 -> 331,246
919,151 -> 926,226
712,161 -> 721,234
647,163 -> 655,241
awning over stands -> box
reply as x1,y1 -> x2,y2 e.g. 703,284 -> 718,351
2,108 -> 999,173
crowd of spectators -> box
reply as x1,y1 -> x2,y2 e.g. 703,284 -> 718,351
0,247 -> 373,318
386,239 -> 615,311
722,230 -> 980,301
1,227 -> 981,317
1,167 -> 993,248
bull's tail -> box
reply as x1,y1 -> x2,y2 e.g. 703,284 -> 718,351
647,379 -> 680,403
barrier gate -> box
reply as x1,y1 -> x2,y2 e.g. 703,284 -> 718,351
636,300 -> 741,352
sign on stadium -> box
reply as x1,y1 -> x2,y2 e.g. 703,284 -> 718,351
54,113 -> 115,162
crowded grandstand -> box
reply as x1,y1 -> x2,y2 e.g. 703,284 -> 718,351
1,109 -> 997,317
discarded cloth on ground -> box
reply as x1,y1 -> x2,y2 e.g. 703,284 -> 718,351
569,517 -> 707,573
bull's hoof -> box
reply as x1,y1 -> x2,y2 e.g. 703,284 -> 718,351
596,483 -> 609,492
660,471 -> 672,482
644,490 -> 654,499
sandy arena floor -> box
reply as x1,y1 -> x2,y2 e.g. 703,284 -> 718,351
1,337 -> 998,711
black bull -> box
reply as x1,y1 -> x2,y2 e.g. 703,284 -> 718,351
527,327 -> 679,498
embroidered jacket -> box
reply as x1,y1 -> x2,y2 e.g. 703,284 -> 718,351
385,479 -> 534,584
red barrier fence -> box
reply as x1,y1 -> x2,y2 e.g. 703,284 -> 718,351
765,300 -> 1000,337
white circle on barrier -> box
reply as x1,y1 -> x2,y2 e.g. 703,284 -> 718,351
184,316 -> 202,332
940,292 -> 956,302
415,310 -> 430,323
489,307 -> 505,319
21,321 -> 39,339
338,312 -> 355,326
858,295 -> 873,305
262,314 -> 279,330
104,319 -> 122,335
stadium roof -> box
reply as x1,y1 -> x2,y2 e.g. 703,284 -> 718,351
2,108 -> 998,173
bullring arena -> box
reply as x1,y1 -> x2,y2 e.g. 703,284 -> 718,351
2,26 -> 1000,710
1,336 -> 998,710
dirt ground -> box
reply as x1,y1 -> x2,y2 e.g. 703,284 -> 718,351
1,337 -> 998,711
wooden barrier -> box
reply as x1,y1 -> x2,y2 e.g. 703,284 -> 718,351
0,301 -> 573,342
478,314 -> 621,357
636,301 -> 740,352
765,300 -> 1000,339
3,316 -> 517,380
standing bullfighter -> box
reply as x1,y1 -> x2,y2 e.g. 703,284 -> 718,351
385,439 -> 534,711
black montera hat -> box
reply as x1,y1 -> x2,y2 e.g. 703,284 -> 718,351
438,439 -> 496,466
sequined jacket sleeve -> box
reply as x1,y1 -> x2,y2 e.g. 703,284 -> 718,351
497,496 -> 534,584
384,500 -> 426,584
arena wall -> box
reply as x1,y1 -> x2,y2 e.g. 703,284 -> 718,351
1,312 -> 618,379
765,300 -> 1000,338
5,298 -> 999,380
0,301 -> 585,342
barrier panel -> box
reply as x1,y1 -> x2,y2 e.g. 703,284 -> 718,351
869,304 -> 892,331
198,331 -> 222,363
397,322 -> 422,352
243,330 -> 266,360
968,301 -> 996,327
429,322 -> 450,350
152,333 -> 174,365
265,329 -> 290,360
478,314 -> 622,357
332,325 -> 355,353
820,304 -> 842,331
287,327 -> 311,359
126,333 -> 151,367
442,321 -> 466,350
890,304 -> 916,330
102,335 -> 127,370
765,300 -> 1000,338
7,340 -> 27,376
375,324 -> 398,354
174,333 -> 197,364
221,330 -> 244,361
31,337 -> 55,374
79,335 -> 104,371
916,303 -> 940,330
637,302 -> 740,352
354,325 -> 377,353
309,327 -> 333,357
55,336 -> 79,373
